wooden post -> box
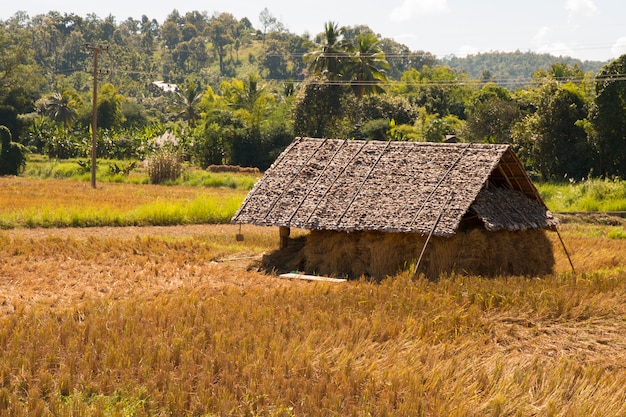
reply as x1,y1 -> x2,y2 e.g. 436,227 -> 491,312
279,226 -> 290,249
90,45 -> 99,189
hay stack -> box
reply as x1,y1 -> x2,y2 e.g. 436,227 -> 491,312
264,229 -> 555,280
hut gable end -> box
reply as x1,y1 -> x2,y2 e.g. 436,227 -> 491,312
232,137 -> 558,235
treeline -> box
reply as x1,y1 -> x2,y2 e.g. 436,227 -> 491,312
0,9 -> 625,180
443,51 -> 605,88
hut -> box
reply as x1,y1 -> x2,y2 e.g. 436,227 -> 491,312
231,137 -> 559,279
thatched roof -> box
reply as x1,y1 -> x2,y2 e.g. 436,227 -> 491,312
232,137 -> 558,237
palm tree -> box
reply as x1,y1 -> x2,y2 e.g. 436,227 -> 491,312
42,91 -> 78,130
345,32 -> 389,99
305,21 -> 348,81
173,82 -> 203,126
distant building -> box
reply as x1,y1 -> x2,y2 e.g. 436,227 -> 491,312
152,81 -> 177,93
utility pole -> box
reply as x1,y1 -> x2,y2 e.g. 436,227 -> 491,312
85,43 -> 109,189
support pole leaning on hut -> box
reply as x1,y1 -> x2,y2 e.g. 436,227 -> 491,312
413,193 -> 454,278
552,226 -> 575,273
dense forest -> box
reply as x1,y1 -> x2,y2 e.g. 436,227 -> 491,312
0,8 -> 625,180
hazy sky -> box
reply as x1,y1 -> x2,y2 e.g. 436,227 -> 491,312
3,0 -> 625,62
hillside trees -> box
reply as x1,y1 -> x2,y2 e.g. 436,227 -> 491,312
590,54 -> 626,177
393,65 -> 471,118
188,75 -> 293,169
0,9 -> 625,177
463,83 -> 522,144
296,22 -> 391,138
206,12 -> 237,76
521,82 -> 592,179
0,22 -> 44,142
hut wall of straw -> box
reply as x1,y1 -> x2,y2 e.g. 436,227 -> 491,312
278,228 -> 556,279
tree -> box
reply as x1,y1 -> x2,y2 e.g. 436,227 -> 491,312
517,82 -> 592,180
160,21 -> 181,49
0,24 -> 43,110
423,115 -> 464,142
534,62 -> 584,83
0,125 -> 27,175
305,21 -> 347,81
181,22 -> 199,42
357,94 -> 418,126
463,83 -> 522,143
97,83 -> 125,130
293,78 -> 350,138
259,8 -> 285,43
206,13 -> 237,75
344,32 -> 389,98
360,32 -> 436,79
172,81 -> 203,126
591,54 -> 626,176
261,39 -> 289,79
140,15 -> 159,50
221,74 -> 277,131
40,90 -> 80,130
192,121 -> 226,167
393,66 -> 471,119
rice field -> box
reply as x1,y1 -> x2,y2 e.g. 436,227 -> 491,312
0,177 -> 245,229
1,177 -> 626,416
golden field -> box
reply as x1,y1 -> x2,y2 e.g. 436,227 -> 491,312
1,178 -> 626,416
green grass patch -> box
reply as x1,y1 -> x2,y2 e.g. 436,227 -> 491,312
2,194 -> 243,229
607,227 -> 626,239
537,178 -> 626,212
128,194 -> 242,226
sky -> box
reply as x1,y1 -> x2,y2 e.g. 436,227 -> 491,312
2,0 -> 626,62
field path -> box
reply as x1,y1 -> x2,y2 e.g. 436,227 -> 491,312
4,224 -> 235,240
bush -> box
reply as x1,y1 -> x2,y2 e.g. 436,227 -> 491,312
0,125 -> 27,176
146,149 -> 182,184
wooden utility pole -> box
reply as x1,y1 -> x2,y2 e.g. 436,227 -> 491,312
85,43 -> 109,189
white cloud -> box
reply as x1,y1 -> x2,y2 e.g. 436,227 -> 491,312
389,0 -> 449,22
565,0 -> 599,21
611,37 -> 626,58
533,26 -> 575,57
533,26 -> 552,45
456,45 -> 479,58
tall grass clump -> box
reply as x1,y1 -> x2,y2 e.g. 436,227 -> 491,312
146,149 -> 182,185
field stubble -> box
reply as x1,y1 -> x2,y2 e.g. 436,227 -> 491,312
1,217 -> 626,415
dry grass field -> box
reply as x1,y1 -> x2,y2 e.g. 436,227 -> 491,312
1,178 -> 626,416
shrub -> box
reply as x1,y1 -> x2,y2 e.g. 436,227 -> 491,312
146,149 -> 182,184
0,125 -> 27,176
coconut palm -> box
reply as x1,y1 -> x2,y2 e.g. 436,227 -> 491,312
42,91 -> 79,130
173,82 -> 203,126
305,21 -> 348,81
344,32 -> 389,99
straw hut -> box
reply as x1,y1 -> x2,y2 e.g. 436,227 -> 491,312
232,137 -> 559,279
